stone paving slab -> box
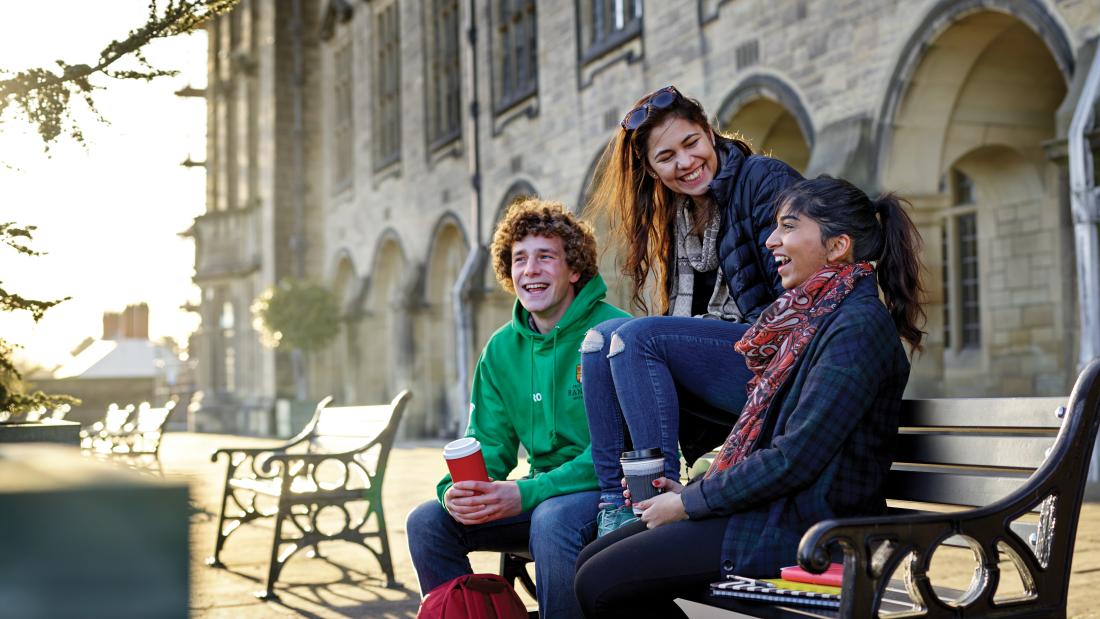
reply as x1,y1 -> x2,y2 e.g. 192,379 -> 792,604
160,432 -> 1100,618
166,432 -> 515,618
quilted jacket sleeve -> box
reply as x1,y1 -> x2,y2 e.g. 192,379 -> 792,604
740,156 -> 803,301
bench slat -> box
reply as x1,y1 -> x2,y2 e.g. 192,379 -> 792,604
886,469 -> 1031,508
313,405 -> 392,439
900,398 -> 1065,429
892,433 -> 1054,470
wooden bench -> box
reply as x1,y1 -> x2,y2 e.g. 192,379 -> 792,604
676,359 -> 1100,618
23,404 -> 69,422
112,400 -> 178,474
81,401 -> 177,474
79,403 -> 135,452
205,390 -> 411,600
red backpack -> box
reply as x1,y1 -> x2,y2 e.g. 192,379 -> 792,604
416,573 -> 529,619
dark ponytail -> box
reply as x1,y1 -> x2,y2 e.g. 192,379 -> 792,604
872,193 -> 926,352
776,176 -> 927,352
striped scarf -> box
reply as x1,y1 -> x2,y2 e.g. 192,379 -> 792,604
706,261 -> 875,477
668,200 -> 742,321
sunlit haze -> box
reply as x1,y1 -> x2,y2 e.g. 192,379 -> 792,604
0,2 -> 206,370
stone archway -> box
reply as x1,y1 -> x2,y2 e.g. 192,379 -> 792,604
717,74 -> 814,173
878,8 -> 1070,397
329,254 -> 359,405
359,234 -> 410,405
419,216 -> 469,437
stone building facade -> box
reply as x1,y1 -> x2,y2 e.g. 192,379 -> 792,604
191,0 -> 1100,437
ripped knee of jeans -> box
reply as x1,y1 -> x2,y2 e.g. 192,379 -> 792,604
608,332 -> 625,357
580,329 -> 604,354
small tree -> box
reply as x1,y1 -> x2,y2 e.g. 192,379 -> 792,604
252,278 -> 341,401
0,223 -> 78,417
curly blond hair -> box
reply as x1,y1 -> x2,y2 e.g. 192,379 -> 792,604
490,197 -> 599,294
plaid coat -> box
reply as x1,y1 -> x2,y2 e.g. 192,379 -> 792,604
679,276 -> 910,577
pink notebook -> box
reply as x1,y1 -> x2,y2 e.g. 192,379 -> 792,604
780,563 -> 843,587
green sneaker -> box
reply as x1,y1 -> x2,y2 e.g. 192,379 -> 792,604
596,504 -> 639,538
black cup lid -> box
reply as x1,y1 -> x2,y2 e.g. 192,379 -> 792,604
620,448 -> 662,461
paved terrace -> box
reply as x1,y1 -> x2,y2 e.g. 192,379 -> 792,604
160,432 -> 1100,618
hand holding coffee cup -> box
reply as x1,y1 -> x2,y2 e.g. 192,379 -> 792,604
620,448 -> 665,515
444,437 -> 490,484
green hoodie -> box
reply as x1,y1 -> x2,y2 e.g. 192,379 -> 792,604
435,273 -> 630,512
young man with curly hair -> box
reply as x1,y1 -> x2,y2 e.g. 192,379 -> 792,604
407,198 -> 629,618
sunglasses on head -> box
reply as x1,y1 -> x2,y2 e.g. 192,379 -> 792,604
620,86 -> 682,131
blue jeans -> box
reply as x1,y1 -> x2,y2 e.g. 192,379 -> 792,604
580,316 -> 753,504
406,490 -> 600,619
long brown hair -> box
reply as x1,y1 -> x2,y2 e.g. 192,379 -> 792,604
777,176 -> 928,352
584,87 -> 751,314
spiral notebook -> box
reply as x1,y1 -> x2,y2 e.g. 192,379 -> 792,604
710,575 -> 841,609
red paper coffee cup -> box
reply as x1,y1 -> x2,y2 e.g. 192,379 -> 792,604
444,437 -> 489,483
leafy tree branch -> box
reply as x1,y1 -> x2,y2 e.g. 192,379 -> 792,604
0,223 -> 77,416
0,0 -> 239,148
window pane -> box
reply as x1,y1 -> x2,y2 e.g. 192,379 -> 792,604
494,0 -> 536,110
332,40 -> 354,188
427,0 -> 460,145
958,213 -> 980,349
954,169 -> 974,206
372,2 -> 401,165
941,224 -> 950,349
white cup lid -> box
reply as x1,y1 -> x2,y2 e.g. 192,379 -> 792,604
444,436 -> 481,459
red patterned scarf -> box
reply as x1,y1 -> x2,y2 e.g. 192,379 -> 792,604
706,261 -> 875,478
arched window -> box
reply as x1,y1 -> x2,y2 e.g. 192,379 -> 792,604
942,169 -> 980,351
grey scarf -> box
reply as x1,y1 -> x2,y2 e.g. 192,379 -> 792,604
668,200 -> 743,321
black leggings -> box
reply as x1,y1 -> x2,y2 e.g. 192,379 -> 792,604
574,515 -> 729,618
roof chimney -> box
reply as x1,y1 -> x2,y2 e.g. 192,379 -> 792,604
122,303 -> 150,339
102,312 -> 121,340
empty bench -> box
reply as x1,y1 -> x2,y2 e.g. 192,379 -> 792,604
205,390 -> 410,599
675,359 -> 1100,618
81,401 -> 178,474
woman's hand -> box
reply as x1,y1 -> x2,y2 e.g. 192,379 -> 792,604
634,477 -> 687,528
622,475 -> 684,507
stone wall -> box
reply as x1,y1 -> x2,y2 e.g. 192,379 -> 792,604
198,0 -> 1100,436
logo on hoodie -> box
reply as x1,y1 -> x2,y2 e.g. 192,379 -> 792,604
568,364 -> 584,400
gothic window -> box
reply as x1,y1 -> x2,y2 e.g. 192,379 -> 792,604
943,169 -> 980,351
332,38 -> 354,191
492,0 -> 537,113
372,1 -> 401,169
578,0 -> 642,62
218,300 -> 237,393
424,0 -> 462,149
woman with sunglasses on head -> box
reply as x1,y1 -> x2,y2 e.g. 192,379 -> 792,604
574,175 -> 926,617
580,86 -> 802,533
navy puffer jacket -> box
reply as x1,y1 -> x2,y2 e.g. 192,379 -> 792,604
710,137 -> 803,321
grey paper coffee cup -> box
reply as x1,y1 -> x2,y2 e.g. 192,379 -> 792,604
621,448 -> 664,515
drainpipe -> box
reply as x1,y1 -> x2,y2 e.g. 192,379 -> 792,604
450,0 -> 485,437
1068,41 -> 1100,486
289,0 -> 309,402
1069,42 -> 1100,372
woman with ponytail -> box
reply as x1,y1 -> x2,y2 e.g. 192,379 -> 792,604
574,176 -> 926,618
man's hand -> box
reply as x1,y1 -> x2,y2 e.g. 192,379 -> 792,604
635,477 -> 687,528
444,479 -> 523,525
